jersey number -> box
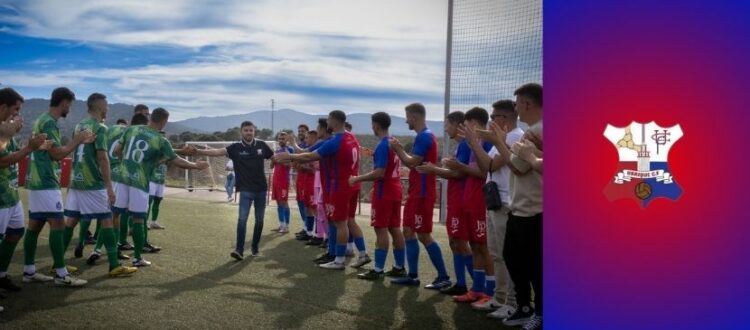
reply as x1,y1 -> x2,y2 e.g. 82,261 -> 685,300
124,137 -> 149,163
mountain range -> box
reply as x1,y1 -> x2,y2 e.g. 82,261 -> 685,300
173,108 -> 444,136
15,99 -> 445,140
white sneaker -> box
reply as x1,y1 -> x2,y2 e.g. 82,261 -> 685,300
319,261 -> 345,270
472,297 -> 503,311
23,272 -> 53,283
149,222 -> 165,230
227,196 -> 234,202
279,227 -> 289,234
54,275 -> 87,287
521,315 -> 542,330
132,258 -> 152,267
345,249 -> 355,257
0,305 -> 4,312
350,255 -> 371,268
488,304 -> 517,319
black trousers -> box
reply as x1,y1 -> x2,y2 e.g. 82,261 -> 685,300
503,212 -> 543,315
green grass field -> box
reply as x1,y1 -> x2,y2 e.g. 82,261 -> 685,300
1,191 -> 512,330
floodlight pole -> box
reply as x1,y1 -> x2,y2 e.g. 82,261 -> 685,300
440,0 -> 454,224
271,98 -> 275,135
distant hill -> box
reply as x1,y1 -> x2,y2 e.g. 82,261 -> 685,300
15,99 -> 199,142
173,109 -> 445,137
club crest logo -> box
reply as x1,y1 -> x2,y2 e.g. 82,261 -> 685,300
603,121 -> 683,207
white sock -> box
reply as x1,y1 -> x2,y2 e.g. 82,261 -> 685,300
23,264 -> 35,274
56,267 -> 68,278
359,250 -> 367,258
334,256 -> 345,263
373,266 -> 383,272
347,242 -> 355,251
0,271 -> 7,278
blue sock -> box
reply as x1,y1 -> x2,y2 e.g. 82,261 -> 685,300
453,254 -> 466,286
297,200 -> 306,225
374,248 -> 387,272
354,236 -> 366,253
327,224 -> 337,255
472,269 -> 486,293
305,216 -> 315,232
425,241 -> 448,279
284,207 -> 291,225
348,233 -> 354,244
277,206 -> 283,225
393,248 -> 405,269
405,239 -> 420,278
464,255 -> 474,279
335,244 -> 347,263
485,277 -> 496,296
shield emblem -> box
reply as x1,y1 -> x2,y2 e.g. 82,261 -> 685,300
603,121 -> 683,207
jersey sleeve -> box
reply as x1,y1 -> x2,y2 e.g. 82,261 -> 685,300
314,134 -> 341,157
261,141 -> 274,159
161,137 -> 178,161
481,141 -> 493,153
373,141 -> 389,170
456,141 -> 471,164
42,120 -> 62,148
411,132 -> 432,158
94,125 -> 107,151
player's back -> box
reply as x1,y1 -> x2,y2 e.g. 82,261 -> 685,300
27,113 -> 62,190
120,125 -> 174,191
373,136 -> 401,201
408,128 -> 438,199
70,117 -> 108,190
107,124 -> 128,183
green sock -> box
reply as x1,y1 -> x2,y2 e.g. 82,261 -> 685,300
23,229 -> 40,266
100,228 -> 119,270
143,218 -> 149,244
132,220 -> 144,259
93,221 -> 101,239
119,213 -> 130,245
49,228 -> 65,269
0,238 -> 20,273
78,220 -> 92,249
147,197 -> 153,222
62,225 -> 75,252
94,221 -> 105,251
151,198 -> 162,221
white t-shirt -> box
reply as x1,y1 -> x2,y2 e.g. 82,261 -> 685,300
487,127 -> 525,204
226,160 -> 234,176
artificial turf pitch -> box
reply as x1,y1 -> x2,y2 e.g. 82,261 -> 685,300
0,190 -> 512,329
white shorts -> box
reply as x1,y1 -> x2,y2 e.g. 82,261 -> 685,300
28,190 -> 64,220
113,184 -> 150,218
64,189 -> 112,220
0,201 -> 25,234
149,182 -> 165,199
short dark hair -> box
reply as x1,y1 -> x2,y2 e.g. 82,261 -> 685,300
50,87 -> 75,107
276,131 -> 287,139
308,130 -> 318,136
492,100 -> 516,112
514,83 -> 543,107
87,93 -> 106,111
317,117 -> 331,135
134,104 -> 149,113
298,124 -> 309,131
371,112 -> 391,130
0,87 -> 24,107
116,118 -> 128,125
151,107 -> 169,123
446,111 -> 464,124
405,103 -> 426,117
241,121 -> 255,129
464,107 -> 489,126
131,113 -> 149,125
329,110 -> 346,124
344,122 -> 352,131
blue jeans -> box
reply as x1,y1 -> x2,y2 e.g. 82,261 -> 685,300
225,174 -> 235,199
236,190 -> 266,255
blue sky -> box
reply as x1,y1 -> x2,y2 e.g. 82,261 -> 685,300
0,0 -> 449,120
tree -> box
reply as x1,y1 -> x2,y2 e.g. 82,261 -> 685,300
257,128 -> 273,140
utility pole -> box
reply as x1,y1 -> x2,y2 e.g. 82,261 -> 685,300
439,0 -> 454,225
271,98 -> 275,135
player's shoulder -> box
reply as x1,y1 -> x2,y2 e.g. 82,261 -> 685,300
507,127 -> 525,143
